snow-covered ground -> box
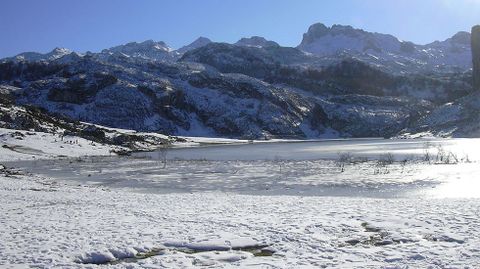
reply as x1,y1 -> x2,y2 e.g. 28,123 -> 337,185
1,170 -> 480,268
0,128 -> 120,162
2,139 -> 480,268
0,127 -> 248,162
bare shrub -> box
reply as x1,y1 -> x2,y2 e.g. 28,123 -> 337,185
435,144 -> 446,163
273,155 -> 284,173
461,154 -> 471,163
158,140 -> 172,168
378,152 -> 395,166
337,152 -> 354,163
422,142 -> 432,163
432,144 -> 459,164
373,153 -> 394,175
336,152 -> 353,173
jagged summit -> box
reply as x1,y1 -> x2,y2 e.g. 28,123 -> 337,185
177,37 -> 212,53
300,23 -> 382,45
298,23 -> 405,55
297,22 -> 472,73
235,36 -> 279,48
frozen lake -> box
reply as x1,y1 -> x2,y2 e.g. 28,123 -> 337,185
9,138 -> 480,199
140,137 -> 480,161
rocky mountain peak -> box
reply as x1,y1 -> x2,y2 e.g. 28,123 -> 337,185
300,23 -> 330,44
235,36 -> 279,48
103,40 -> 172,54
99,40 -> 178,61
450,31 -> 471,45
177,37 -> 212,53
50,47 -> 72,55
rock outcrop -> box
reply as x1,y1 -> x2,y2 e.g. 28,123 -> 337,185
472,25 -> 480,90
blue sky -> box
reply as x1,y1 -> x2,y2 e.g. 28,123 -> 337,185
1,0 -> 479,58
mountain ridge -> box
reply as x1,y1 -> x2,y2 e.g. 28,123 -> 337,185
2,22 -> 472,74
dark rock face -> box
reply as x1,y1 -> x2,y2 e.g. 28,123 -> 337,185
472,25 -> 480,90
47,72 -> 117,104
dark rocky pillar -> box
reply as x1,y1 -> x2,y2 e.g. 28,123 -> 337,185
472,25 -> 480,90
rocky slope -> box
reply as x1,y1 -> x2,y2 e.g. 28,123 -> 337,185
0,84 -> 174,152
181,44 -> 472,104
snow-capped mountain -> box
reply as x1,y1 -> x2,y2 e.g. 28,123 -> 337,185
2,47 -> 73,63
298,23 -> 472,74
99,40 -> 180,61
177,37 -> 212,54
235,36 -> 279,48
0,22 -> 477,138
298,23 -> 404,56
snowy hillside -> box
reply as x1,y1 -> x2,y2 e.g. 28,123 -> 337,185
403,91 -> 480,137
0,52 -> 440,139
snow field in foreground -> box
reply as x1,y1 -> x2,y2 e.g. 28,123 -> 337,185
1,172 -> 479,268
